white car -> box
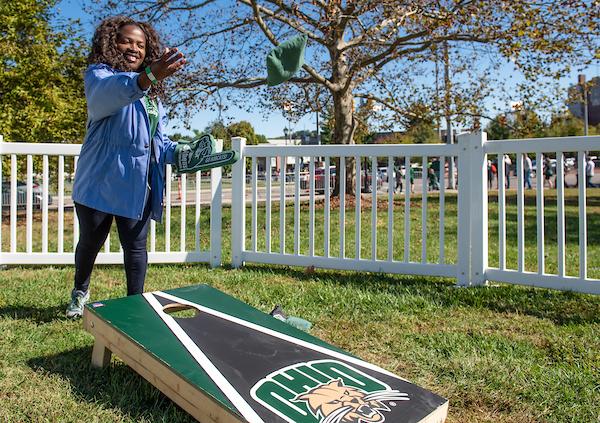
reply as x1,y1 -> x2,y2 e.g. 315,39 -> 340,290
1,181 -> 53,209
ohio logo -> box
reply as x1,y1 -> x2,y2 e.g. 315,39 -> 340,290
250,360 -> 409,423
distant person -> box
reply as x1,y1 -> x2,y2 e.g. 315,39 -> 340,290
567,157 -> 578,188
586,156 -> 597,188
543,156 -> 554,189
504,154 -> 512,188
428,166 -> 440,191
487,160 -> 495,189
395,165 -> 403,193
523,154 -> 532,189
431,158 -> 441,181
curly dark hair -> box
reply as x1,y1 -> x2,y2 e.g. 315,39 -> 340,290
88,16 -> 164,99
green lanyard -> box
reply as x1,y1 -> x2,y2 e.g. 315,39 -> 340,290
143,96 -> 159,139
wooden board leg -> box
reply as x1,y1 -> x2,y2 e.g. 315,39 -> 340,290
91,339 -> 112,368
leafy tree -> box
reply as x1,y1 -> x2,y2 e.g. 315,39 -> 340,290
319,107 -> 334,145
353,98 -> 375,145
398,101 -> 437,144
512,107 -> 545,139
291,130 -> 317,139
545,110 -> 598,137
202,120 -> 230,149
486,107 -> 545,140
256,134 -> 268,144
169,132 -> 194,142
227,120 -> 261,146
485,115 -> 511,140
0,0 -> 87,143
203,120 -> 267,149
88,0 -> 599,138
87,0 -> 599,193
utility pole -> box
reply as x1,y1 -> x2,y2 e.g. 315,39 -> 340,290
316,111 -> 320,144
434,46 -> 441,142
444,41 -> 456,189
579,74 -> 589,136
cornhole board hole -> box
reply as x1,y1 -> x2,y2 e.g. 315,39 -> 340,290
83,284 -> 448,423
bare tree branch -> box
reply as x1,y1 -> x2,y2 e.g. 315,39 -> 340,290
244,0 -> 335,91
349,33 -> 490,87
342,9 -> 420,51
238,0 -> 325,43
129,0 -> 219,21
175,19 -> 253,47
249,0 -> 279,46
189,76 -> 317,89
260,0 -> 324,30
354,93 -> 418,119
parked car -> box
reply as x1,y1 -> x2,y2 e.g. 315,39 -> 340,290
300,167 -> 335,192
2,181 -> 53,209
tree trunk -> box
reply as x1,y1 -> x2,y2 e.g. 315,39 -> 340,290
331,89 -> 357,196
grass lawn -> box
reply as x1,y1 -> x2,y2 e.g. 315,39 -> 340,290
0,189 -> 599,422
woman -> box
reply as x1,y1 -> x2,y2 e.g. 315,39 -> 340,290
66,16 -> 186,318
543,156 -> 554,189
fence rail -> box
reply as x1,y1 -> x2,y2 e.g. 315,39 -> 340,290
231,134 -> 600,295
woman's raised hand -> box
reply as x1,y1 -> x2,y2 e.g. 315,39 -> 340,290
149,47 -> 186,81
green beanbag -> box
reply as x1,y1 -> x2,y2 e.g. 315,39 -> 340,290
266,34 -> 308,86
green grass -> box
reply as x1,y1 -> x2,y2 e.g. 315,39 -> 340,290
1,189 -> 599,422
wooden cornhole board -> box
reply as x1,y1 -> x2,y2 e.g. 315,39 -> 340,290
83,284 -> 448,423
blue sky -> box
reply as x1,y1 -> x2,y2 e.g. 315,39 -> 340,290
53,0 -> 599,138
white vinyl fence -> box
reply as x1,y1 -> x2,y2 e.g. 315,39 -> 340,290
483,134 -> 600,294
231,134 -> 600,295
0,135 -> 222,266
231,137 -> 465,282
2,132 -> 600,295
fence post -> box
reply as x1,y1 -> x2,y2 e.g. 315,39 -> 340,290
469,131 -> 488,286
457,131 -> 488,287
231,137 -> 246,268
0,135 -> 3,263
210,139 -> 223,268
456,134 -> 471,286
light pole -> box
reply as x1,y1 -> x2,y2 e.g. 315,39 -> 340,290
316,111 -> 320,144
283,102 -> 293,145
579,74 -> 589,136
444,40 -> 456,189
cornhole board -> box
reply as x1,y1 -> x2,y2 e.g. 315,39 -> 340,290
83,284 -> 448,423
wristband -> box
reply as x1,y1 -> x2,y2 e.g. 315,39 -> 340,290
145,66 -> 158,84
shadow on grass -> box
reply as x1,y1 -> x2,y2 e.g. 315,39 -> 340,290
0,304 -> 65,323
239,264 -> 600,326
28,347 -> 194,422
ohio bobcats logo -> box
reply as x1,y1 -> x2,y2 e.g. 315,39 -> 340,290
251,360 -> 410,423
192,134 -> 215,159
295,379 -> 408,423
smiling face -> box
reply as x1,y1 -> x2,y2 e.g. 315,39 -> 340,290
116,24 -> 146,71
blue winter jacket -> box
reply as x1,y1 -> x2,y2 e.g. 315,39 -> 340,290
72,64 -> 176,221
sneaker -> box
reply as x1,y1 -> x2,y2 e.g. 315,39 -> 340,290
66,289 -> 90,319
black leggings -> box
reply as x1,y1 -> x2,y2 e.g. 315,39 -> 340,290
73,199 -> 152,296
